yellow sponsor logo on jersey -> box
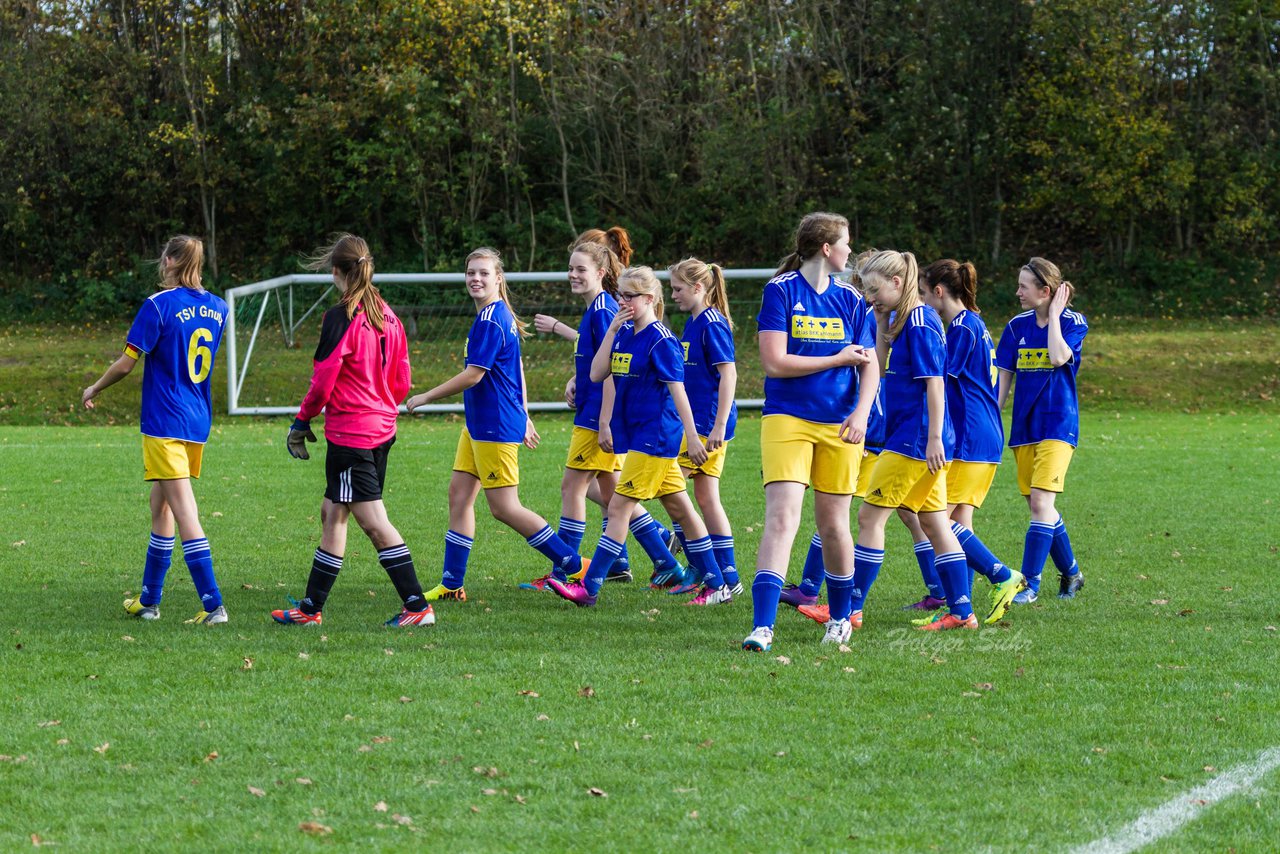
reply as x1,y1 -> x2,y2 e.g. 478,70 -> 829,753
611,352 -> 633,374
791,315 -> 845,341
682,341 -> 691,362
1016,348 -> 1053,370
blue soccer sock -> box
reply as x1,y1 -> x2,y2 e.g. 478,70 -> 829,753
751,570 -> 785,628
442,530 -> 474,588
630,511 -> 680,574
1022,521 -> 1055,591
934,550 -> 973,619
799,533 -> 825,597
711,535 -> 739,587
603,518 -> 631,570
912,539 -> 945,600
378,543 -> 426,610
950,522 -> 1013,584
181,537 -> 222,611
849,545 -> 885,613
584,536 -> 624,596
684,536 -> 725,589
527,525 -> 580,581
1050,516 -> 1080,576
558,517 -> 586,555
827,567 -> 854,622
301,547 -> 343,614
141,533 -> 175,607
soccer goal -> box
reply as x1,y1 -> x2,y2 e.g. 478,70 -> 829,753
223,269 -> 777,416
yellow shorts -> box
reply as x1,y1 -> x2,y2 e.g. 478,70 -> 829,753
678,436 -> 729,478
1014,440 -> 1074,495
143,437 -> 204,481
947,461 -> 998,507
616,451 -> 687,501
864,451 -> 947,513
855,450 -> 879,498
565,426 -> 622,473
453,429 -> 520,488
760,414 -> 862,495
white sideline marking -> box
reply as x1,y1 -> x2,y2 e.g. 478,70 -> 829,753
1073,747 -> 1280,854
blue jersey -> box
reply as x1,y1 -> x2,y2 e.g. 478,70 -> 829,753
680,307 -> 737,440
995,309 -> 1088,447
125,287 -> 227,443
573,291 -> 619,431
881,305 -> 954,461
609,320 -> 685,457
463,300 -> 527,443
864,312 -> 886,452
757,271 -> 874,424
945,310 -> 1004,463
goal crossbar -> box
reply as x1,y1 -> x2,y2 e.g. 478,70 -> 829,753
224,269 -> 776,416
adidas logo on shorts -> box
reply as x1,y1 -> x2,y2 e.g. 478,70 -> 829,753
623,480 -> 634,488
487,472 -> 498,480
871,488 -> 883,497
574,454 -> 585,462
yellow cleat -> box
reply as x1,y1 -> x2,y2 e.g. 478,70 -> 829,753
424,584 -> 467,602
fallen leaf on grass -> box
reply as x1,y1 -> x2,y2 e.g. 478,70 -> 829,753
1092,747 -> 1107,754
1151,599 -> 1169,606
514,795 -> 527,805
37,720 -> 60,728
1265,626 -> 1277,632
775,751 -> 787,757
56,739 -> 69,746
373,801 -> 388,812
837,644 -> 852,654
774,655 -> 791,665
961,691 -> 982,698
392,814 -> 413,826
295,778 -> 312,785
298,652 -> 310,660
399,696 -> 413,703
482,788 -> 499,796
12,540 -> 26,548
241,658 -> 254,670
698,739 -> 714,749
248,786 -> 265,797
974,682 -> 994,691
469,806 -> 480,814
588,787 -> 608,797
121,636 -> 135,642
93,743 -> 110,755
357,745 -> 372,753
536,714 -> 550,721
578,686 -> 595,698
383,648 -> 394,656
1204,765 -> 1216,773
519,690 -> 539,698
842,666 -> 856,673
372,736 -> 393,744
298,822 -> 331,836
688,810 -> 699,819
473,766 -> 501,778
204,751 -> 219,762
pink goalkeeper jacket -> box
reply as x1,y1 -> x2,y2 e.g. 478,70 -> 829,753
296,302 -> 411,449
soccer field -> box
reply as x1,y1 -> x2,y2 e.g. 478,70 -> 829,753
2,411 -> 1278,851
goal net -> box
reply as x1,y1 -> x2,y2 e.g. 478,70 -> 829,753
223,269 -> 776,415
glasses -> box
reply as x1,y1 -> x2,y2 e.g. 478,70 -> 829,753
618,291 -> 647,302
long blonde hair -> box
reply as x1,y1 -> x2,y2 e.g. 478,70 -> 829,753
669,257 -> 732,330
160,235 -> 204,290
617,266 -> 665,321
467,246 -> 530,338
859,249 -> 920,340
305,233 -> 385,331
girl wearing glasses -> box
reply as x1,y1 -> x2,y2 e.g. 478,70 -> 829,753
995,258 -> 1088,603
548,266 -> 731,607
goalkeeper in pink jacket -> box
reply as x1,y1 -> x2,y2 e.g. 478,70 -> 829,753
271,234 -> 435,628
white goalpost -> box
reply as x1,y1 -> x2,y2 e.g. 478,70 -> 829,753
223,269 -> 776,416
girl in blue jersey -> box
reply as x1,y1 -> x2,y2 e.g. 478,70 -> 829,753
996,257 -> 1088,603
523,241 -> 685,590
405,247 -> 584,599
914,259 -> 1026,624
549,266 -> 732,608
742,214 -> 878,653
847,249 -> 978,632
668,258 -> 741,596
82,235 -> 228,625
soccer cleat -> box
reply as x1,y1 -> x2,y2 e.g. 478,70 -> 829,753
822,618 -> 853,645
519,573 -> 554,591
985,571 -> 1027,624
665,529 -> 684,557
728,581 -> 745,596
650,563 -> 695,590
189,605 -> 228,625
667,578 -> 701,596
797,603 -> 830,624
911,608 -> 949,627
123,597 -> 160,621
901,595 -> 947,611
568,557 -> 590,583
604,567 -> 633,583
546,578 -> 598,607
742,626 -> 774,652
385,605 -> 436,627
917,612 -> 978,631
1012,588 -> 1038,605
685,584 -> 733,606
778,583 -> 819,609
425,583 -> 467,602
271,606 -> 322,626
1058,571 -> 1085,599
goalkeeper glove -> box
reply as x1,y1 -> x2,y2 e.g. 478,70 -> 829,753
287,418 -> 317,460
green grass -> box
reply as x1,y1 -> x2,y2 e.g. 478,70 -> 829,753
4,316 -> 1279,426
2,411 -> 1279,850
